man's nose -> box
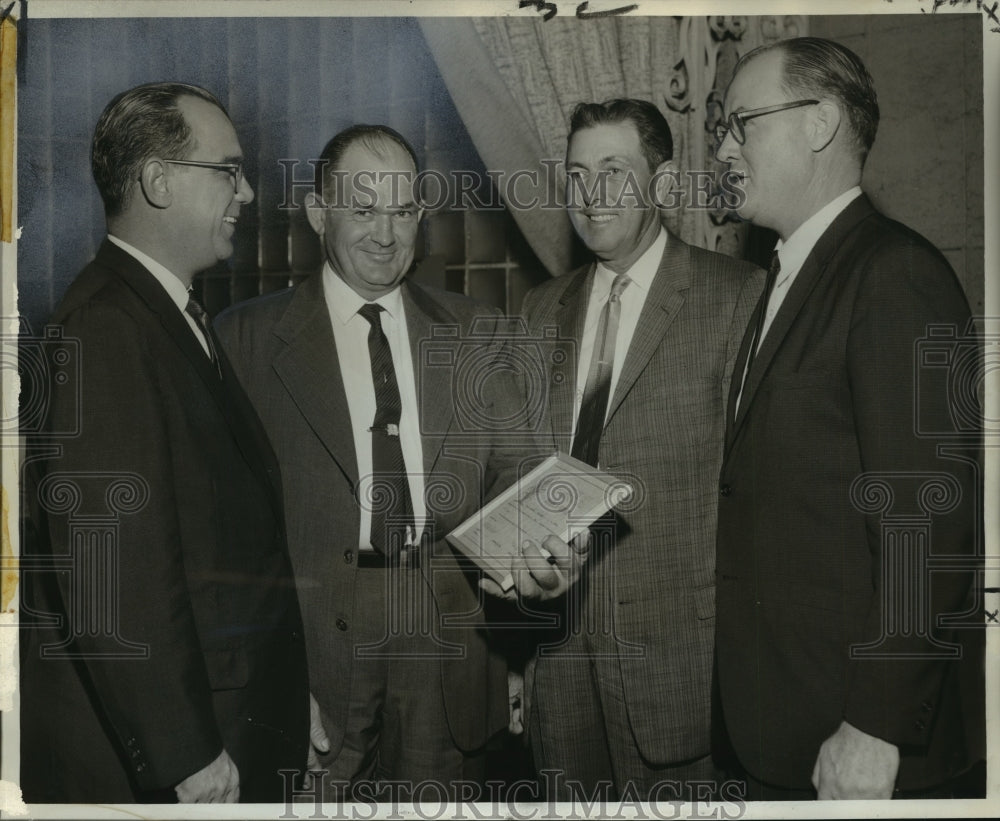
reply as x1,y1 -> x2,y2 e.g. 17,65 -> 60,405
569,173 -> 601,208
236,174 -> 255,205
715,132 -> 738,164
370,214 -> 394,245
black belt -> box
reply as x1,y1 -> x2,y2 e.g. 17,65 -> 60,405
356,546 -> 422,569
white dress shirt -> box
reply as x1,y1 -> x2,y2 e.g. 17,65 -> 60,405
322,264 -> 427,550
107,234 -> 212,357
758,186 -> 863,346
572,227 -> 666,434
735,186 -> 863,414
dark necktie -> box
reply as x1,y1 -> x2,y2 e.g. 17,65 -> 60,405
185,296 -> 222,378
571,271 -> 631,467
735,251 -> 780,416
748,251 -> 781,371
358,303 -> 413,558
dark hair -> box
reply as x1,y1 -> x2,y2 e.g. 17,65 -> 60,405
313,124 -> 419,200
741,37 -> 879,156
91,82 -> 226,218
567,98 -> 674,171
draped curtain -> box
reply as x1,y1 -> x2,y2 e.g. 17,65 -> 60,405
419,15 -> 807,276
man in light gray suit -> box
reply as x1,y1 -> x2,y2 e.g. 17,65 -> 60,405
216,124 -> 579,801
522,99 -> 762,800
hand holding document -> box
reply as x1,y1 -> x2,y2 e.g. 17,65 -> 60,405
446,452 -> 632,601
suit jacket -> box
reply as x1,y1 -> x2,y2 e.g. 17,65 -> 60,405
716,194 -> 984,790
19,240 -> 309,803
522,231 -> 762,764
215,274 -> 537,756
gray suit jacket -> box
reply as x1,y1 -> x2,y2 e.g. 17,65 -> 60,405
217,274 -> 540,755
522,231 -> 762,763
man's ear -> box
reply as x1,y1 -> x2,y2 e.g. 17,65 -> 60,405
304,191 -> 326,236
808,101 -> 841,152
651,160 -> 679,208
139,158 -> 172,209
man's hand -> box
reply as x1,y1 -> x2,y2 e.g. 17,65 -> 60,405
811,720 -> 899,799
175,749 -> 239,803
480,531 -> 591,602
302,692 -> 331,791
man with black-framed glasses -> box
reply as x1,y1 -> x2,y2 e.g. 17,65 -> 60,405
20,82 -> 310,804
713,37 -> 983,801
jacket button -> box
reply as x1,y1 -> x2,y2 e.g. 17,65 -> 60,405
720,484 -> 733,497
336,619 -> 348,631
915,719 -> 926,731
921,700 -> 933,713
343,550 -> 354,564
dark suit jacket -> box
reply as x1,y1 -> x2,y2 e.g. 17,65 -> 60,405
522,231 -> 762,763
19,240 -> 309,803
716,195 -> 984,790
215,275 -> 538,757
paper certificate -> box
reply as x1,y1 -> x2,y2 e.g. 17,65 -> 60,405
446,452 -> 632,589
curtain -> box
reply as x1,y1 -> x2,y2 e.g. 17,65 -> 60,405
419,15 -> 807,276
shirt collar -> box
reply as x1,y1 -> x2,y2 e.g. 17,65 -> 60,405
107,234 -> 191,313
775,186 -> 863,272
594,227 -> 666,295
322,261 -> 404,323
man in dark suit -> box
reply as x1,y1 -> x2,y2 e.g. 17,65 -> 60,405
216,124 -> 576,801
19,83 -> 309,803
714,37 -> 983,799
521,99 -> 761,799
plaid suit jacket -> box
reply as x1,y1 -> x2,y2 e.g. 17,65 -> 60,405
522,230 -> 762,764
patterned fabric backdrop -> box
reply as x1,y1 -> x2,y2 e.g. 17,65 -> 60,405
421,15 -> 807,275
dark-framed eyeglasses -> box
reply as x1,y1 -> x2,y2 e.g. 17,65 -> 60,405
714,99 -> 819,146
164,159 -> 244,190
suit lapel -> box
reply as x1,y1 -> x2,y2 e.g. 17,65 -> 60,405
97,241 -> 284,514
402,279 -> 458,476
605,234 -> 689,423
728,195 -> 877,442
273,274 -> 359,485
98,242 -> 229,407
550,267 -> 591,450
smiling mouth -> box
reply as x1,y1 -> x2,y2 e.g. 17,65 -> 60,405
582,213 -> 618,223
223,216 -> 237,226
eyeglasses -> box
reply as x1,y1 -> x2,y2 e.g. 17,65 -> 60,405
714,99 -> 819,146
164,159 -> 244,190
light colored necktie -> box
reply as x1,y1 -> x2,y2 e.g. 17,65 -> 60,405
571,271 -> 631,467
